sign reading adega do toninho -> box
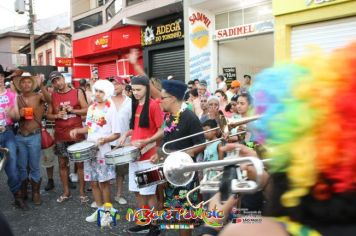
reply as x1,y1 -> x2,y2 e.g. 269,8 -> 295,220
141,14 -> 184,46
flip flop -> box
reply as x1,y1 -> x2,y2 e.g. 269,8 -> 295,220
79,195 -> 89,204
56,194 -> 72,203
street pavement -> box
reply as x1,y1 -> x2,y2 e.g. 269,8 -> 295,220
0,161 -> 199,236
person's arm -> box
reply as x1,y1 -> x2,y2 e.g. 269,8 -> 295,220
66,89 -> 88,116
6,96 -> 20,121
98,133 -> 120,146
217,142 -> 224,160
46,103 -> 66,120
69,127 -> 89,139
128,49 -> 145,76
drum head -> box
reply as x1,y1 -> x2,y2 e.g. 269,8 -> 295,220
67,141 -> 95,152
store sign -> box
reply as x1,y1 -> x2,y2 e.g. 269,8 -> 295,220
92,33 -> 111,51
214,20 -> 274,41
223,67 -> 236,81
188,9 -> 214,86
55,57 -> 73,67
141,16 -> 184,46
306,0 -> 335,6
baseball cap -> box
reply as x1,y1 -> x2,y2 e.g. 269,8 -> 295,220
200,80 -> 207,87
109,76 -> 126,84
231,80 -> 241,88
49,71 -> 63,82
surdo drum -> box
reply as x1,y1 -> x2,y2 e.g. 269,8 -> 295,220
105,146 -> 140,165
135,164 -> 166,188
67,141 -> 97,162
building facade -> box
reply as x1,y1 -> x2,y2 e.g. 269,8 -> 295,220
0,32 -> 30,69
184,0 -> 274,91
71,0 -> 183,83
273,0 -> 356,60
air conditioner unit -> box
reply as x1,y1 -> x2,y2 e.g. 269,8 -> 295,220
15,0 -> 26,14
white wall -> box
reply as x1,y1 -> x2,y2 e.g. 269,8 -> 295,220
218,33 -> 274,82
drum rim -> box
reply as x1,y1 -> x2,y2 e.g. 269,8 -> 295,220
134,164 -> 163,175
67,142 -> 96,152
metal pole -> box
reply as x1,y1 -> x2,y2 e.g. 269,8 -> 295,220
28,0 -> 36,65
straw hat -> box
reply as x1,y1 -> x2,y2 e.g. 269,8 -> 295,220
13,72 -> 39,92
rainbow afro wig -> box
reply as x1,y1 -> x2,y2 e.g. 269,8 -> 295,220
250,42 -> 356,208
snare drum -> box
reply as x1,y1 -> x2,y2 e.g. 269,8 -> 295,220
105,146 -> 140,165
135,164 -> 166,188
67,141 -> 97,162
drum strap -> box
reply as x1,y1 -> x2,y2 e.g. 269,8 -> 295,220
141,142 -> 156,155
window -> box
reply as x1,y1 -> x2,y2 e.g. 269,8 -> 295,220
74,12 -> 103,32
215,2 -> 272,29
46,49 -> 52,65
60,44 -> 66,57
97,0 -> 109,7
38,53 -> 43,65
127,0 -> 145,6
216,13 -> 228,30
106,0 -> 122,21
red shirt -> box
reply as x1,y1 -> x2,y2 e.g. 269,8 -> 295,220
131,99 -> 163,161
52,89 -> 85,142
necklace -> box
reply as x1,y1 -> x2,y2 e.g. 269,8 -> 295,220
164,104 -> 186,134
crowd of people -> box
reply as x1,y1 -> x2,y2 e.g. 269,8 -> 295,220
1,42 -> 355,236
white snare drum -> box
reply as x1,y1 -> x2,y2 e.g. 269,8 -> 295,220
105,146 -> 140,165
67,141 -> 97,162
135,164 -> 166,188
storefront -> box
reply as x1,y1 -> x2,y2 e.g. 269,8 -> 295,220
214,1 -> 274,85
273,0 -> 356,60
141,13 -> 185,82
184,0 -> 274,91
72,25 -> 142,85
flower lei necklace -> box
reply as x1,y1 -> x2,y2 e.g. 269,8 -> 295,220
164,104 -> 186,133
90,100 -> 111,127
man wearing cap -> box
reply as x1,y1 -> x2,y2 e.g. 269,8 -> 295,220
0,65 -> 28,210
108,76 -> 131,205
46,71 -> 88,204
157,80 -> 206,236
226,80 -> 241,101
13,74 -> 47,205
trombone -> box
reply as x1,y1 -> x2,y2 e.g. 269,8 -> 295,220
162,115 -> 261,155
0,147 -> 9,172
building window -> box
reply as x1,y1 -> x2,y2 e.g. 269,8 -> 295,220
38,53 -> 43,65
74,12 -> 103,32
97,0 -> 109,7
215,1 -> 272,29
60,44 -> 66,57
46,49 -> 52,65
106,0 -> 122,21
127,0 -> 145,6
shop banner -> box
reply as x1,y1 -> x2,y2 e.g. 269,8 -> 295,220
214,20 -> 274,41
92,32 -> 112,51
141,14 -> 184,46
55,57 -> 73,67
188,8 -> 215,87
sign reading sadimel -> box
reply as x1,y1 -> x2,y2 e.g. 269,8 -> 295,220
215,20 -> 274,41
55,57 -> 73,67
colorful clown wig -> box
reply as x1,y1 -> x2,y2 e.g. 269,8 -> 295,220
251,42 -> 356,208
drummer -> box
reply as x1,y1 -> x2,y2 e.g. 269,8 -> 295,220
118,75 -> 164,234
69,80 -> 121,223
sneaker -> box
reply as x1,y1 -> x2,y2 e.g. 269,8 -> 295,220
115,196 -> 127,205
146,226 -> 161,236
85,210 -> 98,223
128,225 -> 150,234
90,201 -> 98,208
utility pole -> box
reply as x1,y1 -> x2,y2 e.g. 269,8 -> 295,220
28,0 -> 36,65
